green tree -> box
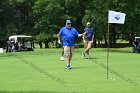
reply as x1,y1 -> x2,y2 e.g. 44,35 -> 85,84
36,32 -> 51,48
0,0 -> 35,47
32,0 -> 89,48
83,0 -> 140,47
82,0 -> 108,47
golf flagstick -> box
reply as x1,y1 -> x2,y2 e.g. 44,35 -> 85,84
107,10 -> 126,79
107,23 -> 110,79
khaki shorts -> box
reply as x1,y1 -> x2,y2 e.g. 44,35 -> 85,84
63,46 -> 74,58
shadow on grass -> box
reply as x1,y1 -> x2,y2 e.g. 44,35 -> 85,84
99,48 -> 133,53
73,57 -> 99,61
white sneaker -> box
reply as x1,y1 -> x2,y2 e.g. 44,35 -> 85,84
60,57 -> 64,61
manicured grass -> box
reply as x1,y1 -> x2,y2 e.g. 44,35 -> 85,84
0,48 -> 140,93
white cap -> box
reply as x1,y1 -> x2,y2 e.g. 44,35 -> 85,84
86,22 -> 91,25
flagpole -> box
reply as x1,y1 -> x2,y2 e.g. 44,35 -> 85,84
107,23 -> 110,79
107,10 -> 126,79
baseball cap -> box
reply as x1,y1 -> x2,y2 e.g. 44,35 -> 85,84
66,20 -> 71,24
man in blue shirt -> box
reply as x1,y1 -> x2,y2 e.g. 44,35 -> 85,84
82,22 -> 95,59
55,20 -> 83,69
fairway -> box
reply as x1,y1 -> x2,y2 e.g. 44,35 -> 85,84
0,48 -> 140,93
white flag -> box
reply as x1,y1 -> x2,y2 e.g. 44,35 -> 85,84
108,10 -> 126,24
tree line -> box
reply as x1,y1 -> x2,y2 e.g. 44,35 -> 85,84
0,0 -> 140,48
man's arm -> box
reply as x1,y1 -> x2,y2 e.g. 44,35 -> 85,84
53,34 -> 61,39
78,31 -> 86,37
57,34 -> 61,44
53,34 -> 61,44
53,34 -> 57,38
78,34 -> 83,37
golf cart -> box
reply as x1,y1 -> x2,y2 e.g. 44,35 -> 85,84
132,37 -> 140,53
7,35 -> 34,52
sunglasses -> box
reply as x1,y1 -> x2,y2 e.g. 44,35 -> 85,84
67,23 -> 71,25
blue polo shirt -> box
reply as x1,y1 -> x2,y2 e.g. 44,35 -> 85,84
84,27 -> 95,41
58,27 -> 79,46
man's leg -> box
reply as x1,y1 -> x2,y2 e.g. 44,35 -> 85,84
64,46 -> 72,69
70,47 -> 74,61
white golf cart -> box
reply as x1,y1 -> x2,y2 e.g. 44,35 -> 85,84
7,35 -> 34,52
